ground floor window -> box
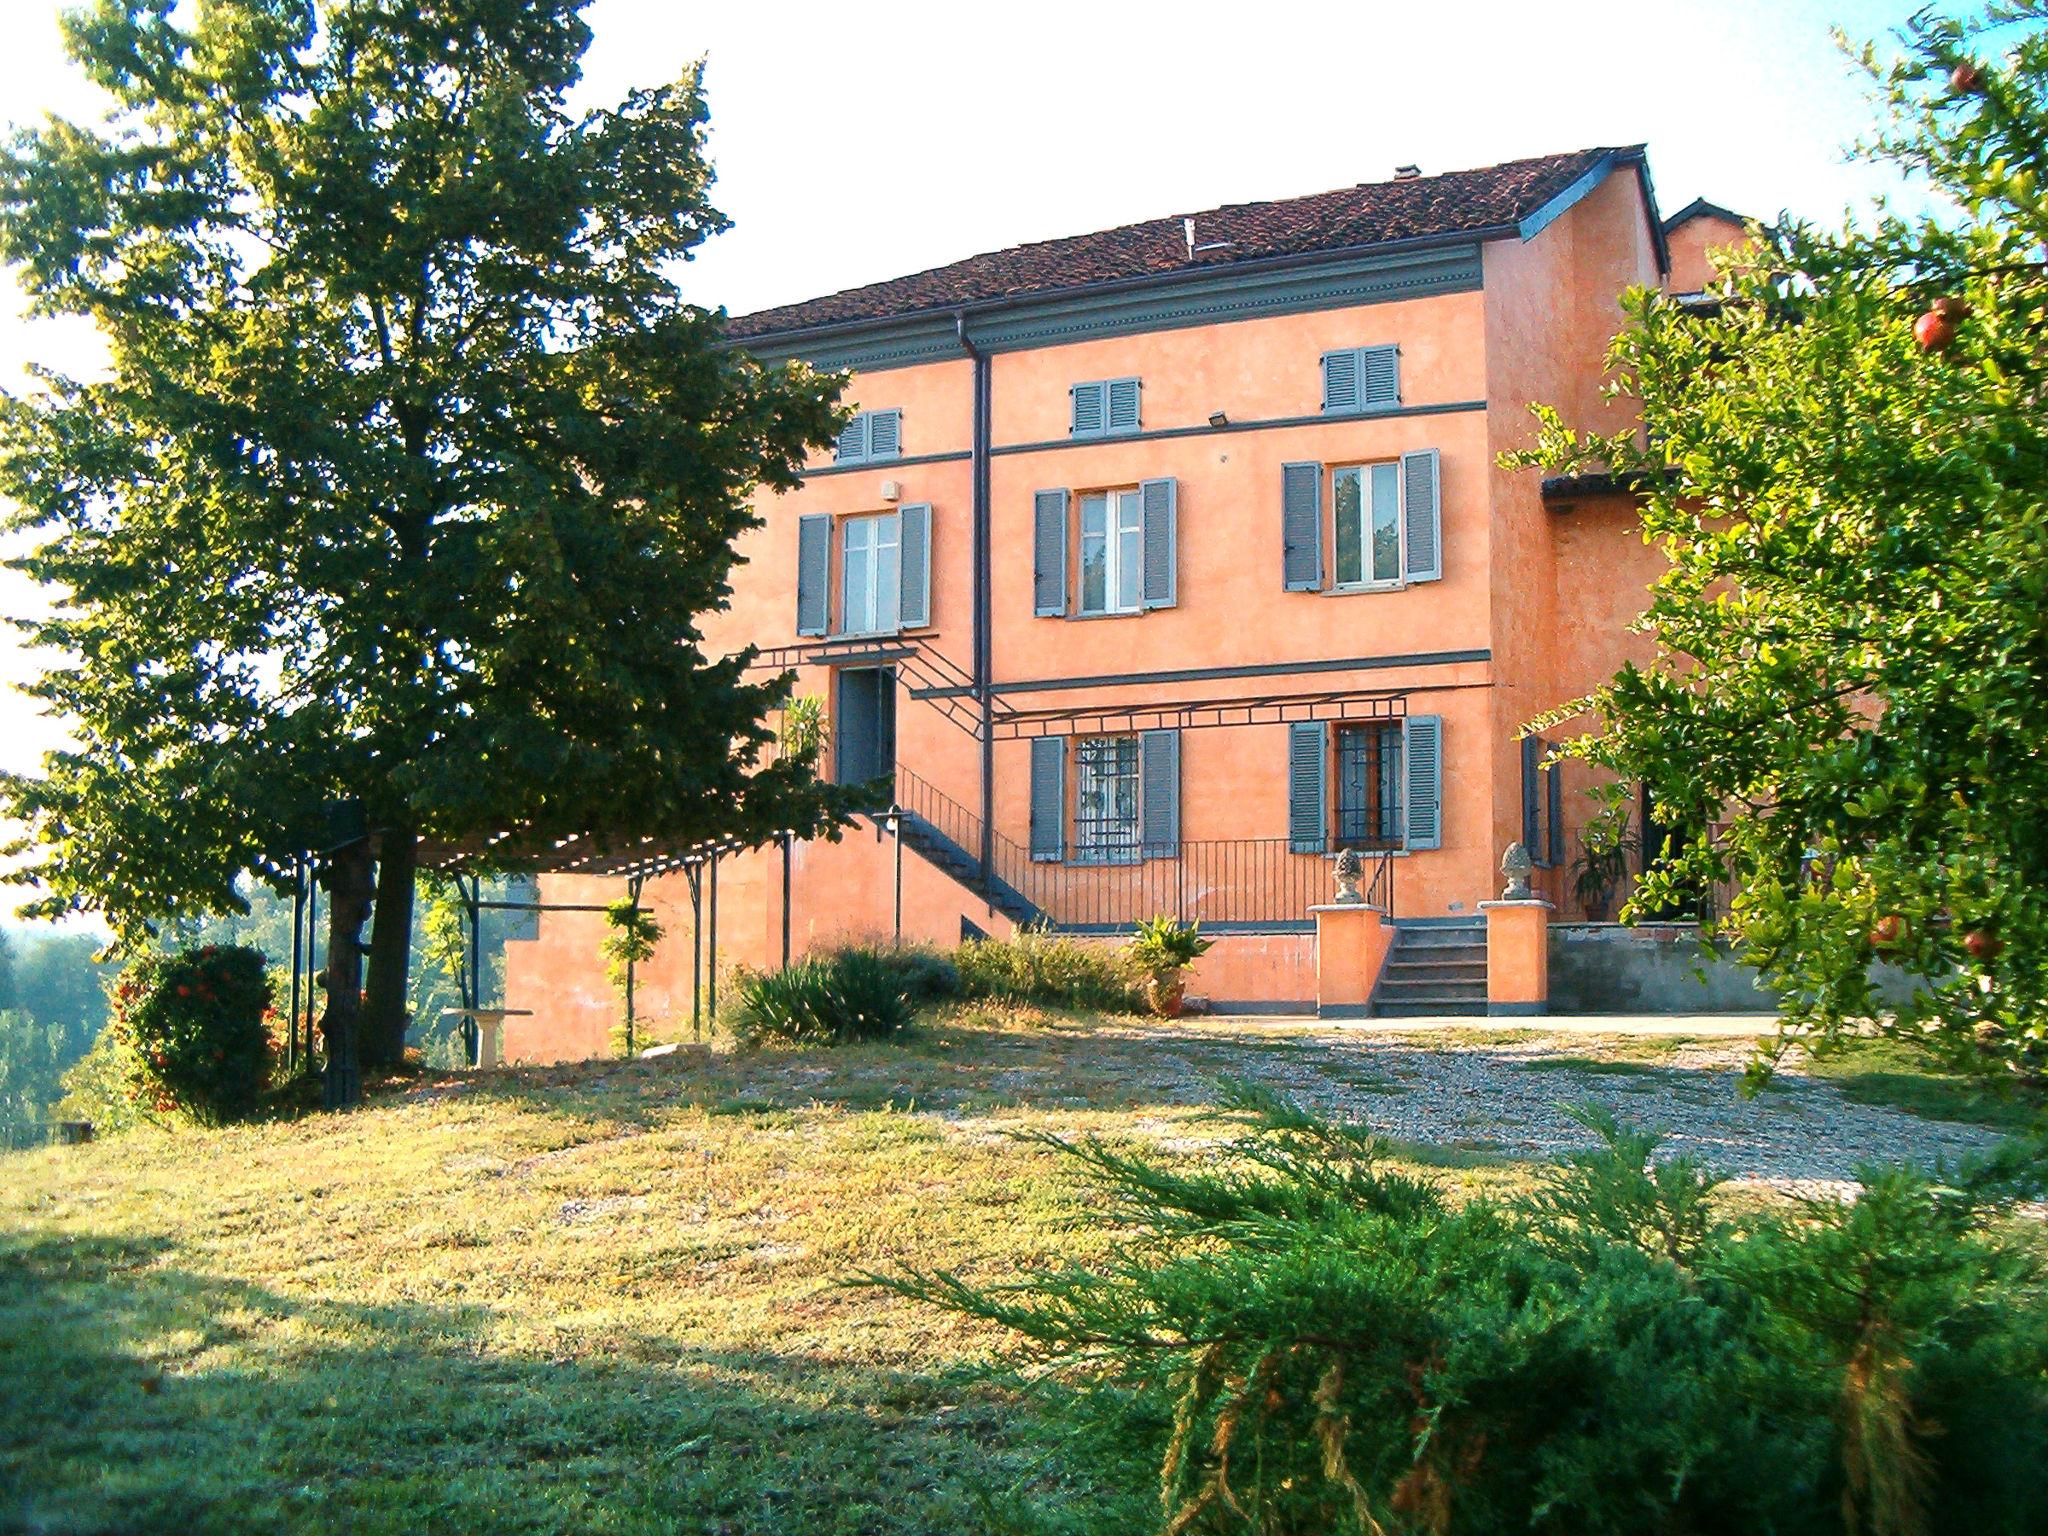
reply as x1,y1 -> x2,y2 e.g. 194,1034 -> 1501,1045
1073,734 -> 1141,862
1335,722 -> 1403,849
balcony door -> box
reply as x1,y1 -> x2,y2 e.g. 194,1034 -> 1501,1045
835,667 -> 896,792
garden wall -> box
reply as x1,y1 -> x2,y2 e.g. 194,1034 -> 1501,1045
1549,923 -> 1925,1015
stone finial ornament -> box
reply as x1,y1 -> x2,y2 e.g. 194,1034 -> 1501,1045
1499,841 -> 1535,900
1332,847 -> 1366,903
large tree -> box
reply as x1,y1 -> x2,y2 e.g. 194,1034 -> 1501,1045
1521,3 -> 2048,1079
0,0 -> 843,1101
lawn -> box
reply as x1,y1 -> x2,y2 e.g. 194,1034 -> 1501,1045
0,1006 -> 2035,1535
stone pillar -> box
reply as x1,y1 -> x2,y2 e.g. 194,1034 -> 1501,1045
1479,900 -> 1552,1015
1312,903 -> 1393,1019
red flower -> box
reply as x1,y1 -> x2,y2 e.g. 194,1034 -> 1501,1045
176,984 -> 191,997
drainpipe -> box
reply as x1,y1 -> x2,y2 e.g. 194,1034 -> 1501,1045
956,311 -> 995,894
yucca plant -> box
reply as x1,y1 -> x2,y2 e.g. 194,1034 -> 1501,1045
722,947 -> 915,1048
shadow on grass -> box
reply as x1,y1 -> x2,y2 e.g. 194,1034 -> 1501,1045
0,1228 -> 1144,1536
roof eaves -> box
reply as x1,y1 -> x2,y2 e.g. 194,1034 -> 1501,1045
725,221 -> 1520,352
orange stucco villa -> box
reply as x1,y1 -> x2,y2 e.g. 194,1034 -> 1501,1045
500,148 -> 1750,1057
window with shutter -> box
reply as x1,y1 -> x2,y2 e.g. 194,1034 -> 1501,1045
1546,758 -> 1564,868
1106,378 -> 1141,433
897,504 -> 932,629
1139,729 -> 1180,858
1281,462 -> 1323,591
834,409 -> 902,465
1332,462 -> 1403,588
1522,735 -> 1542,852
1074,735 -> 1142,864
1322,346 -> 1399,414
1071,378 -> 1140,437
1401,448 -> 1442,583
1287,721 -> 1328,854
1403,715 -> 1443,851
1029,738 -> 1066,862
1070,382 -> 1106,437
796,514 -> 831,636
1138,478 -> 1176,608
1335,723 -> 1405,850
1033,488 -> 1069,617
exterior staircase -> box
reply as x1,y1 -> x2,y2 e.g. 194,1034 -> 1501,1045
1371,919 -> 1489,1016
888,810 -> 1045,929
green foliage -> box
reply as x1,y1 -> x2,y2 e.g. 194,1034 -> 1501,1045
1126,915 -> 1216,978
954,929 -> 1147,1013
779,694 -> 831,767
875,1085 -> 2048,1535
0,0 -> 848,949
0,929 -> 119,1139
872,944 -> 963,1006
600,898 -> 663,995
104,946 -> 275,1126
54,1027 -> 143,1137
1511,6 -> 2048,1079
722,947 -> 916,1049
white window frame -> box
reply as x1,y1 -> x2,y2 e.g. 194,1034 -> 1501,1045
1073,734 -> 1142,865
1078,488 -> 1143,616
1330,461 -> 1405,591
839,511 -> 901,637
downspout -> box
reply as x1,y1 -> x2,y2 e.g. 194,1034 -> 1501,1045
956,311 -> 996,895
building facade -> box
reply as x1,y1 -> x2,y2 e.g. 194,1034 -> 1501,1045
502,148 -> 1748,1056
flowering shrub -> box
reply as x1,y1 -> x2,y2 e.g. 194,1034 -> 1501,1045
109,945 -> 274,1125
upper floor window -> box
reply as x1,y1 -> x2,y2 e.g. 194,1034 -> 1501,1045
835,409 -> 903,465
795,505 -> 931,637
1033,479 -> 1177,617
841,512 -> 900,635
1281,451 -> 1440,592
1332,462 -> 1404,588
1079,489 -> 1144,615
1321,345 -> 1400,415
1070,377 -> 1141,438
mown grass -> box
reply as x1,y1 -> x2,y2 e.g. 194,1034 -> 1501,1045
0,1007 -> 1535,1536
2,1008 -> 2028,1534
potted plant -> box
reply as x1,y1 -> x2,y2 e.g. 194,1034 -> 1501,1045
1569,830 -> 1639,923
1127,915 -> 1215,1018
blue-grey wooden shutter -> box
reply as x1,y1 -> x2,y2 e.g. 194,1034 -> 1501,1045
834,415 -> 869,464
1139,729 -> 1180,858
1106,378 -> 1141,434
897,503 -> 931,629
1033,489 -> 1068,616
1282,462 -> 1323,591
868,409 -> 902,460
796,513 -> 831,635
1287,721 -> 1328,854
1321,349 -> 1360,413
1029,737 -> 1065,862
1361,345 -> 1400,409
1070,382 -> 1107,436
1139,477 -> 1176,608
1521,735 -> 1541,851
1546,761 -> 1564,867
1404,715 -> 1443,851
1401,448 -> 1441,583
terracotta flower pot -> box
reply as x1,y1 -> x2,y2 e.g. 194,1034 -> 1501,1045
1146,972 -> 1187,1018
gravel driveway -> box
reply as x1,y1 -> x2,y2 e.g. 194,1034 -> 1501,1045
1163,1025 -> 2012,1191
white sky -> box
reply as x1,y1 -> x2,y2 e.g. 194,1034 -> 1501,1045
0,0 -> 1931,793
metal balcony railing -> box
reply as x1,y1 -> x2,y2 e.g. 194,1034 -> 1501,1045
889,766 -> 1391,933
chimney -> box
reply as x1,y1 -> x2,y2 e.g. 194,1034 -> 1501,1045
1394,164 -> 1421,180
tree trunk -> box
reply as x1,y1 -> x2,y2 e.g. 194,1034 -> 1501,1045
319,837 -> 375,1110
360,827 -> 418,1070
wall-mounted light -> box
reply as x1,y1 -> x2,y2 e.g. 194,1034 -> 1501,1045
1208,411 -> 1229,428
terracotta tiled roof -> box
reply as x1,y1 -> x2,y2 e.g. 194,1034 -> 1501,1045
726,147 -> 1639,340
